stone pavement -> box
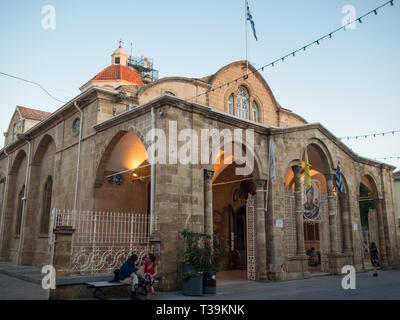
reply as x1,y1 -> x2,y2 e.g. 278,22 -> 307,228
101,269 -> 400,300
0,261 -> 399,300
0,273 -> 47,300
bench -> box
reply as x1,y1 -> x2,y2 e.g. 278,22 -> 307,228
86,273 -> 162,299
86,281 -> 130,299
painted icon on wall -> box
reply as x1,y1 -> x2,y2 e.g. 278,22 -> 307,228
303,180 -> 321,220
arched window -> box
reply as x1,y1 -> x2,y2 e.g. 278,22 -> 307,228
237,86 -> 249,120
252,101 -> 259,122
228,94 -> 234,115
40,176 -> 53,235
15,185 -> 25,236
164,91 -> 175,96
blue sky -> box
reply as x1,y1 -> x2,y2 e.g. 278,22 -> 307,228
0,0 -> 399,170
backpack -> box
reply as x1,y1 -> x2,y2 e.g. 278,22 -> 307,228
109,268 -> 120,283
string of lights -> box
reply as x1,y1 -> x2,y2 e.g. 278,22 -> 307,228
0,71 -> 67,104
188,0 -> 396,101
279,129 -> 400,141
338,129 -> 400,140
373,156 -> 400,161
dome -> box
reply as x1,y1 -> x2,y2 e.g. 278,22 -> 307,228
92,64 -> 144,85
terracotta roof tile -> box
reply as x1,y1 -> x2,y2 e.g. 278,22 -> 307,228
93,64 -> 144,85
17,106 -> 51,121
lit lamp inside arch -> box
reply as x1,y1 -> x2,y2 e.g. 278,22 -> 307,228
105,132 -> 149,184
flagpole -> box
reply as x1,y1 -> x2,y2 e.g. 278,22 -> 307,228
245,0 -> 248,74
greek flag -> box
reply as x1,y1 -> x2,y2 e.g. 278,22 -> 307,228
269,138 -> 276,184
246,1 -> 258,41
336,161 -> 344,193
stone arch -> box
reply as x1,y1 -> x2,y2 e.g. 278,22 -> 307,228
2,149 -> 27,261
10,150 -> 26,175
359,172 -> 381,198
300,138 -> 334,175
20,134 -> 56,264
208,130 -> 264,181
94,125 -> 149,188
358,171 -> 386,267
33,134 -> 56,163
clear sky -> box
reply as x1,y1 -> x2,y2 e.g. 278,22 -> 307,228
0,0 -> 399,170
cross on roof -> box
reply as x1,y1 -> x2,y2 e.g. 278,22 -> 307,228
118,38 -> 124,47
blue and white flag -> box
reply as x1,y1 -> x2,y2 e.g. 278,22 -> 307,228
269,138 -> 276,184
246,0 -> 258,41
336,161 -> 344,193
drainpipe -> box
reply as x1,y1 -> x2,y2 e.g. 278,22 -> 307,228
17,135 -> 32,265
73,102 -> 83,225
150,107 -> 156,234
0,146 -> 11,256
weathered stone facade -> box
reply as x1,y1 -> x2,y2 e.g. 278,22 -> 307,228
0,58 -> 399,292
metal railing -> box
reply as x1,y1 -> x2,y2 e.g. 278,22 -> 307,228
52,209 -> 158,274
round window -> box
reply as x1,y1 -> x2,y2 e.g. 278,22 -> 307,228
72,118 -> 81,134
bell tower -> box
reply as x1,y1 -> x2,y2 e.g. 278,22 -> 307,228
111,40 -> 128,66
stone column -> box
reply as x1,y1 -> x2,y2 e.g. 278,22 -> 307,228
52,226 -> 75,278
374,198 -> 388,267
293,166 -> 305,255
255,179 -> 267,280
340,194 -> 353,253
204,169 -> 214,237
325,174 -> 339,253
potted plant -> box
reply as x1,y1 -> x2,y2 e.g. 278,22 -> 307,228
182,270 -> 203,296
180,229 -> 208,296
180,229 -> 225,295
198,236 -> 225,294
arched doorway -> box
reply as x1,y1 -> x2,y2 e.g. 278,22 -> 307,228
284,143 -> 336,273
211,142 -> 258,282
359,174 -> 386,268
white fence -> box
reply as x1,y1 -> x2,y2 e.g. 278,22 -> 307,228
52,209 -> 158,275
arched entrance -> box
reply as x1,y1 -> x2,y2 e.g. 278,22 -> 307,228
284,143 -> 338,273
211,142 -> 258,282
359,174 -> 387,268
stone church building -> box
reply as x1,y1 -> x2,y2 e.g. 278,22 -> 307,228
0,46 -> 399,291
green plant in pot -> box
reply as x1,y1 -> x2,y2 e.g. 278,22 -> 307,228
198,236 -> 225,294
180,229 -> 225,295
180,229 -> 209,296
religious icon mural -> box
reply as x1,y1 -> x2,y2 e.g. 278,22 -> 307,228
303,180 -> 321,220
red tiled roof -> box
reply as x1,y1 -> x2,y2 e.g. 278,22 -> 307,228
93,64 -> 144,85
17,106 -> 51,121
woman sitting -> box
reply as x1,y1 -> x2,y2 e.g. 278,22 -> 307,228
139,253 -> 158,300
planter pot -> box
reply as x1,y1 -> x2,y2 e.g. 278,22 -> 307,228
182,276 -> 203,296
202,271 -> 216,294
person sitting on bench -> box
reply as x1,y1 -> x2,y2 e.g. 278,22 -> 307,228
306,247 -> 319,266
139,253 -> 158,300
119,254 -> 140,300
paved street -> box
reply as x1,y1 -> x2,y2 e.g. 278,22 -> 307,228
0,269 -> 399,300
0,273 -> 47,300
